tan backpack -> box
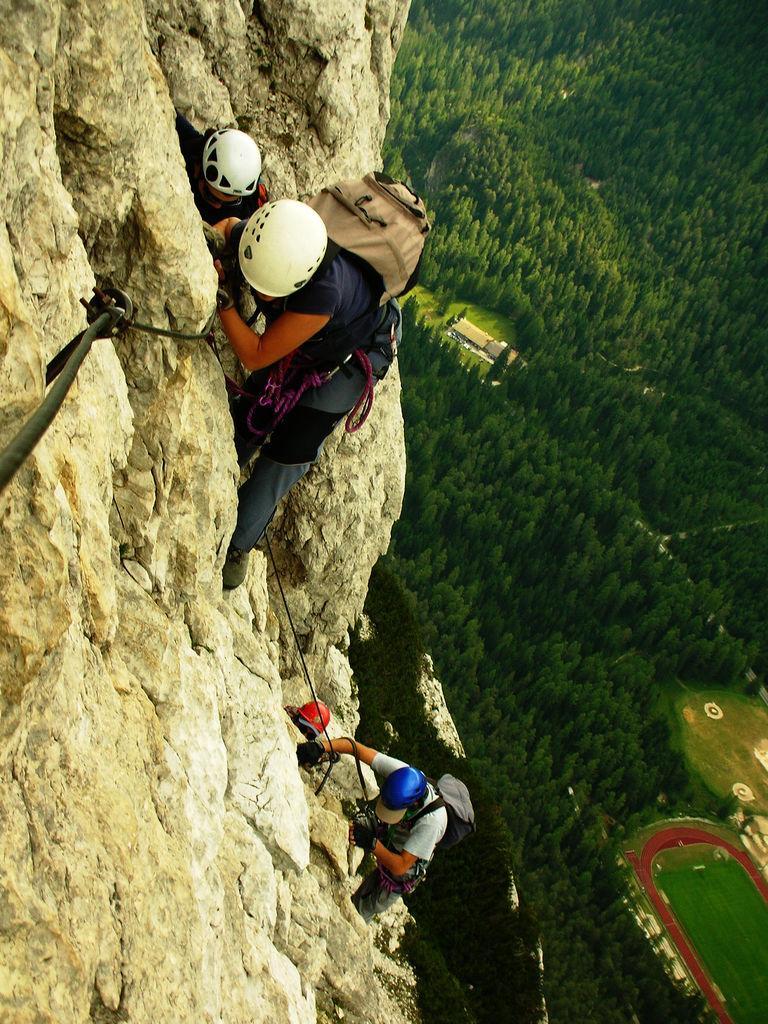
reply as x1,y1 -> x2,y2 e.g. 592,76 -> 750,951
308,172 -> 431,305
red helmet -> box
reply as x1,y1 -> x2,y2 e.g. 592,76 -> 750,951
295,700 -> 331,738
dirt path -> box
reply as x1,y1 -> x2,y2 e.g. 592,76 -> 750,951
660,517 -> 768,544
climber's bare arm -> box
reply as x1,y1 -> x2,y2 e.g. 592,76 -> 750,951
212,216 -> 241,242
217,306 -> 330,371
373,844 -> 418,878
316,737 -> 379,767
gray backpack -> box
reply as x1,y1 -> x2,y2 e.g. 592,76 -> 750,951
410,774 -> 476,850
307,172 -> 431,304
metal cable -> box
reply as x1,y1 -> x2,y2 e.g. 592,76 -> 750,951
46,308 -> 217,388
0,311 -> 114,495
2,286 -> 214,495
344,736 -> 372,802
130,310 -> 217,341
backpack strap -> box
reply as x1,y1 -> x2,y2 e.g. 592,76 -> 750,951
314,237 -> 341,276
405,796 -> 445,827
371,172 -> 428,220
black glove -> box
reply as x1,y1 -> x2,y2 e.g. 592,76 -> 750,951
352,819 -> 378,853
296,739 -> 325,768
216,285 -> 235,311
213,257 -> 237,311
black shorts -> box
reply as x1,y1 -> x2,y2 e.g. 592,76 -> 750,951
231,349 -> 391,466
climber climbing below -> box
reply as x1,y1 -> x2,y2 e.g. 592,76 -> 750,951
213,199 -> 399,589
297,737 -> 448,923
285,700 -> 332,741
174,112 -> 267,225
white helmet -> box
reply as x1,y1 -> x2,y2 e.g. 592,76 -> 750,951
202,129 -> 261,197
238,200 -> 328,297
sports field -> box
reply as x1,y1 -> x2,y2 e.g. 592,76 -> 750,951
626,825 -> 768,1024
670,689 -> 768,812
656,846 -> 768,1024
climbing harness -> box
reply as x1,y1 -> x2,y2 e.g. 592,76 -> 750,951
375,864 -> 422,895
218,344 -> 377,448
0,285 -> 216,495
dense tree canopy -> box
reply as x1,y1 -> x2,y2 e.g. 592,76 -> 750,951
388,0 -> 768,432
376,0 -> 766,1019
350,565 -> 544,1024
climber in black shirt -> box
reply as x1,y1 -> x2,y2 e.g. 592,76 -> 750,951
212,199 -> 399,589
175,113 -> 268,225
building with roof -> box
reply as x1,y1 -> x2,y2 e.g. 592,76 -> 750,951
446,317 -> 517,364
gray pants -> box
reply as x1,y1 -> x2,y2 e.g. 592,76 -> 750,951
230,348 -> 392,551
352,869 -> 404,924
230,456 -> 310,551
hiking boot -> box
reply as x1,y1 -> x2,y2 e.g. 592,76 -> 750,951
223,545 -> 250,589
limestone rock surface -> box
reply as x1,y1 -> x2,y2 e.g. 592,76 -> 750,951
416,653 -> 466,758
0,1 -> 415,1022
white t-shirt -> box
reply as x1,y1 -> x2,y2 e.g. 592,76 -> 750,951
372,752 -> 448,863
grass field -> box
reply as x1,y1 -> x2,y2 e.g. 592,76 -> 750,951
409,286 -> 518,347
667,688 -> 768,813
655,845 -> 768,1024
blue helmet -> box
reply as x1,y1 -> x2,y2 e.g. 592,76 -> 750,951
376,767 -> 428,823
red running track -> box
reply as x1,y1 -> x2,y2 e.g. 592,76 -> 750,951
625,825 -> 768,1024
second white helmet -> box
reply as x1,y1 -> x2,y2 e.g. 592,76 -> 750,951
203,129 -> 261,197
238,200 -> 328,297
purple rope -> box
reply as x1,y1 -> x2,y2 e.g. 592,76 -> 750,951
245,353 -> 330,442
257,354 -> 291,408
227,347 -> 377,444
376,864 -> 420,895
345,350 -> 375,433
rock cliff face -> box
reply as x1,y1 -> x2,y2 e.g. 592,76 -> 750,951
0,2 -> 415,1022
416,654 -> 465,758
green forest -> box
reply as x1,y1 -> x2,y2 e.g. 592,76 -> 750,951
375,0 -> 768,1020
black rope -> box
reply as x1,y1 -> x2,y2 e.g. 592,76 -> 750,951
344,736 -> 372,802
0,311 -> 115,495
264,529 -> 340,794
